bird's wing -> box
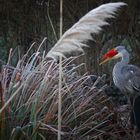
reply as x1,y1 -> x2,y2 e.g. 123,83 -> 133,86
121,65 -> 140,92
46,2 -> 126,61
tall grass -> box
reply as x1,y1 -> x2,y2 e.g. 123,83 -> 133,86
0,39 -> 139,140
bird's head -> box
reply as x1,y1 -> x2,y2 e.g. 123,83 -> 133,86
99,46 -> 126,65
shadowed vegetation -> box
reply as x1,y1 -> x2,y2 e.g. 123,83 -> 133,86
0,42 -> 139,140
0,0 -> 140,74
0,0 -> 140,140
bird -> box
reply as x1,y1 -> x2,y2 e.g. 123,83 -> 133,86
99,46 -> 140,129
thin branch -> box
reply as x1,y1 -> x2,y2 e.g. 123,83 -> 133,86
47,0 -> 58,41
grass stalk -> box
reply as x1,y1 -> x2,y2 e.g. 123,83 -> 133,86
0,83 -> 23,114
58,56 -> 63,140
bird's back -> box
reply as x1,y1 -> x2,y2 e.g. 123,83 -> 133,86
121,64 -> 140,94
113,63 -> 140,94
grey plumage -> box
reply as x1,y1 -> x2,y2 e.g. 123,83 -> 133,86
112,46 -> 140,95
101,45 -> 140,129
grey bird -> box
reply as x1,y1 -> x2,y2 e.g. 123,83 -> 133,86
100,46 -> 140,129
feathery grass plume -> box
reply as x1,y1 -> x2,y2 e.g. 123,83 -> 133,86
46,2 -> 127,61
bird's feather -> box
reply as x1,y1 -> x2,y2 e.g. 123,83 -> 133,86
46,2 -> 126,61
121,65 -> 140,93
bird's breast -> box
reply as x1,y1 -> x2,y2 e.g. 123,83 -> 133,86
113,74 -> 124,92
113,63 -> 127,93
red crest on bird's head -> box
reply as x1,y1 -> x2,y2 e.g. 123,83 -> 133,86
99,48 -> 118,65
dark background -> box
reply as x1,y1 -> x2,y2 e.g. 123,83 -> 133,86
0,0 -> 140,75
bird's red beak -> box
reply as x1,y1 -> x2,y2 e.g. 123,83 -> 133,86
99,48 -> 118,65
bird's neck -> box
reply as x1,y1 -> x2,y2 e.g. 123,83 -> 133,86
113,50 -> 130,76
120,50 -> 130,64
112,51 -> 130,91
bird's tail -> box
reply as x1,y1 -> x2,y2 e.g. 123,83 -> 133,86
46,2 -> 126,61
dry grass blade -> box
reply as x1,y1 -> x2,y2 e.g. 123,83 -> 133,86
0,39 -> 139,139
